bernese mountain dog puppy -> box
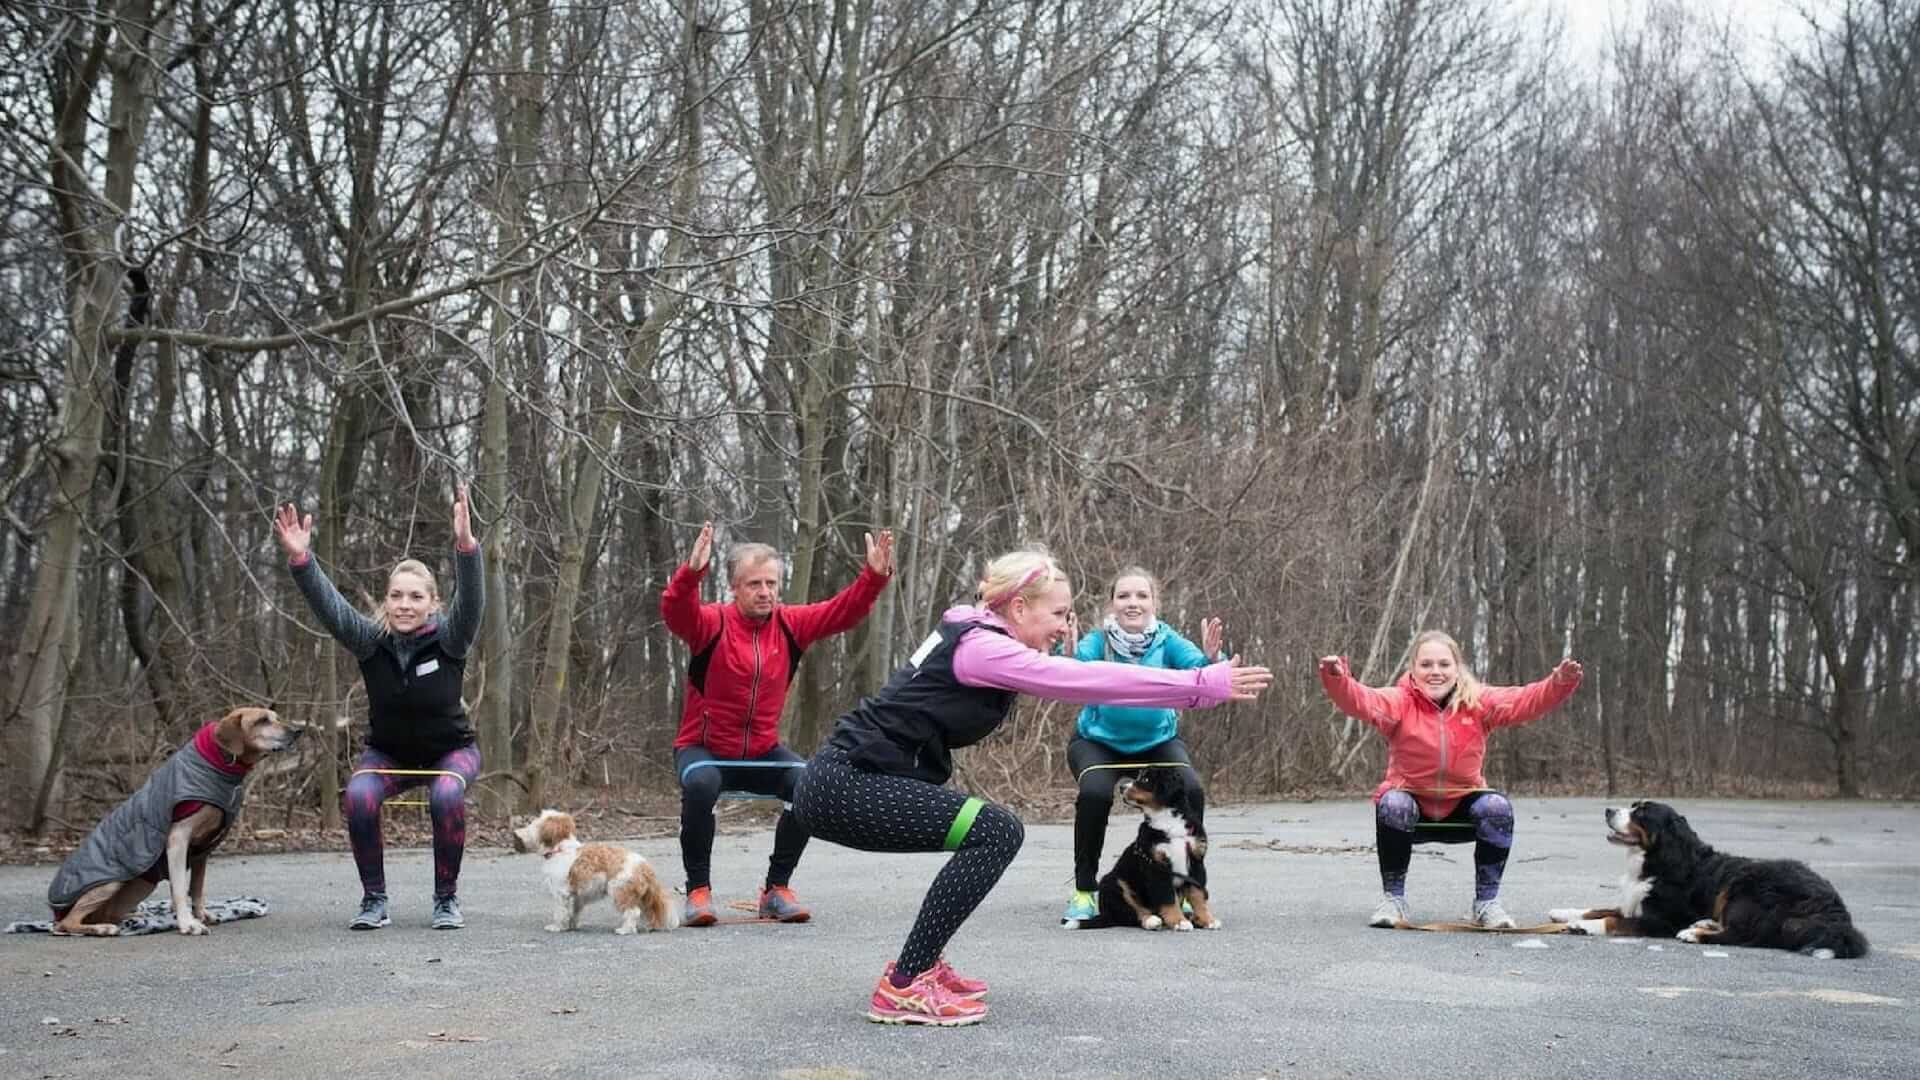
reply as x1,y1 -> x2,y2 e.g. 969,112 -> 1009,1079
1073,766 -> 1220,931
1548,800 -> 1868,958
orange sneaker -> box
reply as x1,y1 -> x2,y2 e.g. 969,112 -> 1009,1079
757,884 -> 811,923
867,966 -> 988,1026
683,885 -> 718,928
885,955 -> 988,1000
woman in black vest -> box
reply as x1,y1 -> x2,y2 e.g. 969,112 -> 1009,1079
792,548 -> 1272,1026
275,485 -> 484,931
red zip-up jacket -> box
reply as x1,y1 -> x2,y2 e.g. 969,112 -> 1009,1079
1320,664 -> 1581,819
662,561 -> 890,757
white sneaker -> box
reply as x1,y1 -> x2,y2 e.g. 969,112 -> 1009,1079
1369,894 -> 1411,928
1472,899 -> 1517,929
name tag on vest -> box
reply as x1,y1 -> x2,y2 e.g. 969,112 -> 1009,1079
415,659 -> 440,677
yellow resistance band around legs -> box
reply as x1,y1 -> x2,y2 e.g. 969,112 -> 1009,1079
943,797 -> 985,852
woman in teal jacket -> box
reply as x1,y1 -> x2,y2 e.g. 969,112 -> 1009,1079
1060,567 -> 1225,926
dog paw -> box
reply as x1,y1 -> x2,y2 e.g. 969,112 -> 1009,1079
1566,920 -> 1597,936
1142,915 -> 1164,930
544,923 -> 567,933
1199,918 -> 1223,930
1546,908 -> 1584,924
1676,927 -> 1702,943
614,925 -> 636,936
1174,919 -> 1194,931
177,918 -> 209,936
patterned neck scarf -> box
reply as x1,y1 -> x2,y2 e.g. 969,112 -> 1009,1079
1102,615 -> 1160,661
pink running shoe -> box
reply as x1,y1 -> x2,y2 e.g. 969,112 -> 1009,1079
885,956 -> 988,1000
867,966 -> 989,1026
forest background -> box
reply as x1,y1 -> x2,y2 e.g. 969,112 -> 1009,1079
3,0 -> 1915,845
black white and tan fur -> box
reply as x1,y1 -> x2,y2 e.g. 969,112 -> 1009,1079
1548,800 -> 1868,958
1069,767 -> 1219,931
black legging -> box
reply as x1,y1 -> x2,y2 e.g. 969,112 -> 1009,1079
1067,735 -> 1203,892
792,746 -> 1025,980
674,744 -> 810,891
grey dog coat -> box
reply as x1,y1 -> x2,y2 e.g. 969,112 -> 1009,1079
46,736 -> 250,913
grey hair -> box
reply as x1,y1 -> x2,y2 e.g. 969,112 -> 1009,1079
726,542 -> 784,585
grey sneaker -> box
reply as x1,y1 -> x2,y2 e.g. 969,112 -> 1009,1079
431,894 -> 465,930
1368,894 -> 1411,928
349,893 -> 390,930
1472,899 -> 1517,929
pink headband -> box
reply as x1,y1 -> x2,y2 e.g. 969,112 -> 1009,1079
987,564 -> 1051,611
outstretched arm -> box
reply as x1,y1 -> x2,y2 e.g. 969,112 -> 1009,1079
660,521 -> 721,645
782,529 -> 894,645
278,501 -> 383,659
1481,658 -> 1583,729
440,484 -> 486,659
1317,655 -> 1403,734
954,630 -> 1271,707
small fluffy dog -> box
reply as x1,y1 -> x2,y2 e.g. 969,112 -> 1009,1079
1548,800 -> 1869,958
1072,767 -> 1219,931
48,707 -> 303,936
511,809 -> 676,934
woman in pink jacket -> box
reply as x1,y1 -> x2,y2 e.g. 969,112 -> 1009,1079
1319,631 -> 1582,929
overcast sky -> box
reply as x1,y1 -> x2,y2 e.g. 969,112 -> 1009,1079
1534,0 -> 1831,66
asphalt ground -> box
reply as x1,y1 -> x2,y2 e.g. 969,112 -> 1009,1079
3,797 -> 1917,1079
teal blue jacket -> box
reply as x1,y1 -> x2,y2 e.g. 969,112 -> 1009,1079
1073,624 -> 1219,753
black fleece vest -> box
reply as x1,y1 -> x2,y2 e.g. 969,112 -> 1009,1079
826,619 -> 1017,784
358,631 -> 474,765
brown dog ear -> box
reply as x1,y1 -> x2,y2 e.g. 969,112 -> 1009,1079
536,813 -> 573,850
212,709 -> 250,761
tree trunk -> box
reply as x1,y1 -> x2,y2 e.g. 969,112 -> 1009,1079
10,3 -> 173,820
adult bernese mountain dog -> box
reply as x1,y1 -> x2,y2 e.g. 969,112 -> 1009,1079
1073,766 -> 1220,931
1548,800 -> 1868,958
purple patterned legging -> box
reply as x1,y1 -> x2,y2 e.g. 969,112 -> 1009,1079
344,745 -> 481,900
1376,788 -> 1514,903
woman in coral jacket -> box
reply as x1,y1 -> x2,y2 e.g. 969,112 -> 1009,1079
1318,631 -> 1582,929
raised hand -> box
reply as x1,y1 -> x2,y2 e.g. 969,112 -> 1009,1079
1225,656 -> 1274,701
865,528 -> 895,575
1062,611 -> 1080,657
451,482 -> 475,548
1200,616 -> 1224,659
687,521 -> 714,573
1553,657 -> 1584,685
273,502 -> 314,560
1318,655 -> 1350,680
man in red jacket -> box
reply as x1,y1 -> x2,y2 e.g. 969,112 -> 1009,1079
662,521 -> 894,926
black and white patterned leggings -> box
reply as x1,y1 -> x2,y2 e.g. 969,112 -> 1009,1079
793,746 -> 1025,980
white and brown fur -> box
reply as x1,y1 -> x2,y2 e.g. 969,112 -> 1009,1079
1548,800 -> 1869,959
1074,767 -> 1220,931
54,707 -> 300,937
512,809 -> 676,934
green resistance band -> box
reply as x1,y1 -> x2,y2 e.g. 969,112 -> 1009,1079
943,797 -> 985,852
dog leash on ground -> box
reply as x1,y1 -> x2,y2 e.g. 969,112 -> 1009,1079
1393,919 -> 1569,934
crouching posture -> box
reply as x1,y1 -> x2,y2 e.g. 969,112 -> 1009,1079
1318,632 -> 1582,929
512,810 -> 676,934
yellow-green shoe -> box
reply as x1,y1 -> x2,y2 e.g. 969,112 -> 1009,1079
1061,889 -> 1098,928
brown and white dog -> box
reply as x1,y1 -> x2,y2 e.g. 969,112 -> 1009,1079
511,809 -> 676,934
48,707 -> 303,937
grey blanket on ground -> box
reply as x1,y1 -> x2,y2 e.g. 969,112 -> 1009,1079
5,896 -> 270,935
44,739 -> 252,912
